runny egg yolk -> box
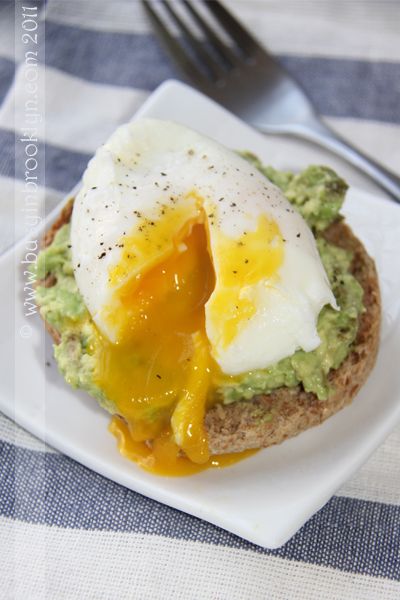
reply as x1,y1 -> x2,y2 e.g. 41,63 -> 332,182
109,416 -> 258,476
96,223 -> 216,467
93,203 -> 284,476
207,216 -> 284,349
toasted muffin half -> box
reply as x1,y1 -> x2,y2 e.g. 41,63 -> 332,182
38,198 -> 381,455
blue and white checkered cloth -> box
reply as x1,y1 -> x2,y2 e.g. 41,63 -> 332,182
1,1 -> 400,597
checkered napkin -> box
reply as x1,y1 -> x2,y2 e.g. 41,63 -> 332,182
1,1 -> 399,597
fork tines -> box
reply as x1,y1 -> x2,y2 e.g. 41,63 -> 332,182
143,0 -> 261,84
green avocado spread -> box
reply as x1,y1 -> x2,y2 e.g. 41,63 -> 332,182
33,160 -> 364,412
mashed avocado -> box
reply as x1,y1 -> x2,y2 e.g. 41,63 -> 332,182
35,226 -> 113,413
33,162 -> 363,407
241,153 -> 348,232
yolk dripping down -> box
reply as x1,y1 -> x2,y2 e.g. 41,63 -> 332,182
93,201 -> 284,476
96,223 -> 216,468
109,416 -> 258,476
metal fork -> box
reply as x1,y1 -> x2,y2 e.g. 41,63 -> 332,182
143,0 -> 400,203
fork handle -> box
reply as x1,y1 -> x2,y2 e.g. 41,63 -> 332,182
267,120 -> 400,203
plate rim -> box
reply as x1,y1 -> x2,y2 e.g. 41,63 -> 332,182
2,78 -> 400,549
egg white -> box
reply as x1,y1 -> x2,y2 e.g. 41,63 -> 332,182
71,118 -> 336,375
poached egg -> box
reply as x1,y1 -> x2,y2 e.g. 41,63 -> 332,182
71,119 -> 336,467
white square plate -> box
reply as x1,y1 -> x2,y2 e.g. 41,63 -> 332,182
2,80 -> 400,548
